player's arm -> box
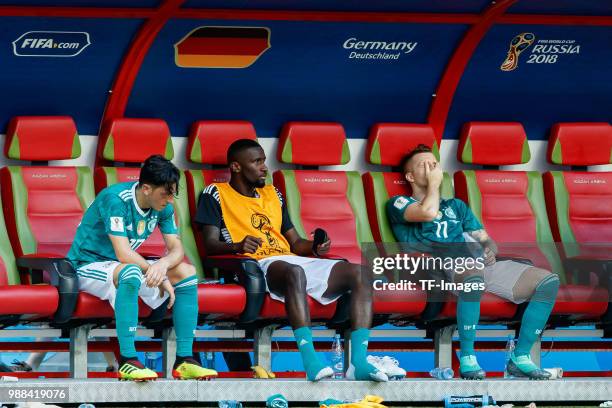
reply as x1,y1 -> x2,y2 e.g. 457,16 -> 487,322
466,229 -> 498,254
195,186 -> 262,255
160,233 -> 184,269
283,228 -> 331,257
108,235 -> 151,272
201,225 -> 261,255
403,162 -> 443,222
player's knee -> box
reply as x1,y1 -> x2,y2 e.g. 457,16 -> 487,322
533,273 -> 560,303
348,263 -> 369,287
118,264 -> 144,289
286,265 -> 306,289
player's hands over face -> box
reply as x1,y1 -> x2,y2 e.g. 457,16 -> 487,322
159,279 -> 175,308
238,235 -> 262,254
146,259 -> 169,287
425,160 -> 443,187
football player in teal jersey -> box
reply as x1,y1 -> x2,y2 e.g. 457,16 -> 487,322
387,145 -> 559,380
67,155 -> 216,381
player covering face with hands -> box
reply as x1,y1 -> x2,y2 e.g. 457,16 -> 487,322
386,144 -> 559,380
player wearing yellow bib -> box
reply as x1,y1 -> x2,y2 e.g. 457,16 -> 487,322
195,140 -> 387,382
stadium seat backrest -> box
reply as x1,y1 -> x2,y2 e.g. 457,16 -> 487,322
274,122 -> 372,263
543,123 -> 612,254
187,120 -> 257,165
0,116 -> 94,257
457,122 -> 530,165
454,122 -> 562,275
184,121 -> 257,260
98,117 -> 173,163
362,123 -> 452,242
94,118 -> 203,276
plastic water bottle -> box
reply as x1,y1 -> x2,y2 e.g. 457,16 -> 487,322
504,335 -> 515,378
218,400 -> 243,408
443,394 -> 495,408
330,334 -> 344,379
429,367 -> 454,379
205,351 -> 215,369
144,351 -> 158,370
78,404 -> 96,408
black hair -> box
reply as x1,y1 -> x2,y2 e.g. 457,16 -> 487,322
139,154 -> 180,195
226,139 -> 262,165
399,144 -> 433,175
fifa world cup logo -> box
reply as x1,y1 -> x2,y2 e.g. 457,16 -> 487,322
500,32 -> 535,71
251,213 -> 280,250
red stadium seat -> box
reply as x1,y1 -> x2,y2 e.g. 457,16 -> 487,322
0,116 -> 113,322
542,123 -> 612,321
455,122 -> 608,321
274,122 -> 427,318
0,192 -> 58,322
95,118 -> 246,320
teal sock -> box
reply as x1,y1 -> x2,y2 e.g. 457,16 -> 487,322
350,328 -> 370,365
457,275 -> 484,357
350,328 -> 381,379
115,265 -> 143,359
294,327 -> 326,381
173,275 -> 199,358
515,274 -> 559,356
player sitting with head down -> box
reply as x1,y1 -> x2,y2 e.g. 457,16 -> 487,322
67,155 -> 216,381
195,139 -> 388,382
386,144 -> 559,380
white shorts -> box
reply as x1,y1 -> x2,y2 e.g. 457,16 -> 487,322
446,260 -> 532,303
258,255 -> 342,305
483,260 -> 533,303
76,260 -> 169,310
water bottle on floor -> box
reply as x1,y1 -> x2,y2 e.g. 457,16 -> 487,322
219,400 -> 243,408
504,335 -> 515,378
330,334 -> 344,379
429,367 -> 454,379
144,351 -> 158,370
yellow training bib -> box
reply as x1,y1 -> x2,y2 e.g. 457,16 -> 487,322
215,183 -> 293,260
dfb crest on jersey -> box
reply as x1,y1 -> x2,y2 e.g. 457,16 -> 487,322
444,207 -> 457,219
137,220 -> 146,236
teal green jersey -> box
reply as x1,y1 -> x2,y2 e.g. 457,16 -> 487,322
67,181 -> 178,266
386,196 -> 482,245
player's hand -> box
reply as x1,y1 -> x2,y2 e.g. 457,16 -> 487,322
310,231 -> 331,256
425,161 -> 443,187
483,246 -> 496,266
236,235 -> 262,254
160,279 -> 175,309
145,259 -> 169,287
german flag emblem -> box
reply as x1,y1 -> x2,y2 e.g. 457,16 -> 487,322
175,26 -> 270,68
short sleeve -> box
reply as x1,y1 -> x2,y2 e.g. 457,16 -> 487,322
158,203 -> 178,235
99,195 -> 128,237
194,186 -> 222,229
275,188 -> 294,233
386,195 -> 417,224
454,199 -> 483,232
